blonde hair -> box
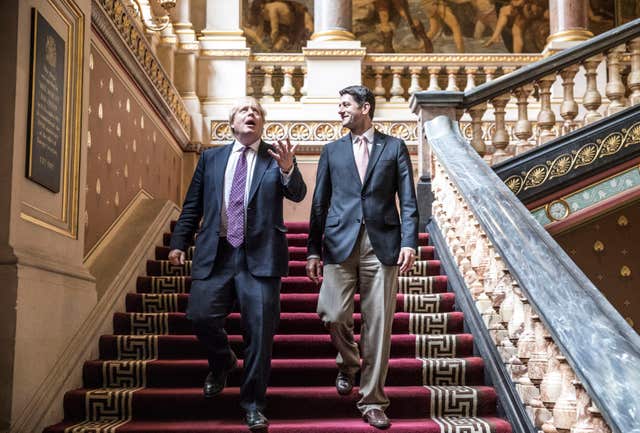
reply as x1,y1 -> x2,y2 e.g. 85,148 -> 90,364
228,97 -> 267,132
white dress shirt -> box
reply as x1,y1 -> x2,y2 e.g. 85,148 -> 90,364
352,126 -> 375,157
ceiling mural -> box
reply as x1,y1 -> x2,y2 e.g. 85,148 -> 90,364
241,0 -> 627,54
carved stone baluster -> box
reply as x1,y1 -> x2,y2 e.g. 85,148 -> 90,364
373,66 -> 387,102
605,45 -> 627,115
280,66 -> 296,103
552,356 -> 578,431
529,315 -> 552,427
427,66 -> 442,91
516,300 -> 539,408
513,85 -> 534,155
490,94 -> 511,164
508,295 -> 525,344
582,56 -> 603,124
627,38 -> 640,105
260,65 -> 275,103
408,66 -> 423,95
468,103 -> 487,157
390,66 -> 406,102
446,66 -> 460,91
571,381 -> 596,433
300,66 -> 308,97
536,74 -> 557,145
560,65 -> 580,134
464,66 -> 478,91
588,404 -> 612,433
484,66 -> 497,83
540,344 -> 563,414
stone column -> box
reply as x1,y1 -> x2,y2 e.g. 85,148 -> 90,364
304,0 -> 364,104
545,0 -> 592,52
156,25 -> 177,81
197,0 -> 249,143
311,0 -> 355,42
171,0 -> 203,145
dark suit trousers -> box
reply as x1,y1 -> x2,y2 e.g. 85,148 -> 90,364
186,238 -> 281,412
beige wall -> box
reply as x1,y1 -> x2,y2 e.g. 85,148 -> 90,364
0,0 -> 94,429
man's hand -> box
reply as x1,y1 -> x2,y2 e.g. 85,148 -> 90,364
397,247 -> 416,274
168,249 -> 186,266
268,137 -> 298,173
306,258 -> 323,284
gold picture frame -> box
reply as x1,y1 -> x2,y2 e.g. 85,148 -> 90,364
20,0 -> 84,238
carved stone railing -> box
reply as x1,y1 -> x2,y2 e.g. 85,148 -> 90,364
362,53 -> 541,103
412,18 -> 640,166
93,0 -> 190,146
425,115 -> 640,433
247,53 -> 306,103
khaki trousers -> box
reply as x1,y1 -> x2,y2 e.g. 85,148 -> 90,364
316,226 -> 399,414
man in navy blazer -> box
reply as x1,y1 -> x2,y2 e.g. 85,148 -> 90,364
169,97 -> 306,431
307,85 -> 418,429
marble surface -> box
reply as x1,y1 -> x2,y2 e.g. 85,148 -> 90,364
424,115 -> 640,433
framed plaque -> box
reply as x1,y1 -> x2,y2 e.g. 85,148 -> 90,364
26,8 -> 67,193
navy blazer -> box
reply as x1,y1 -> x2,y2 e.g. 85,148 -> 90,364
170,141 -> 307,279
308,130 -> 418,266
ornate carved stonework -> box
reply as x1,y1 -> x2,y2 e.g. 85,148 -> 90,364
209,120 -> 419,153
93,0 -> 190,142
365,54 -> 543,65
302,48 -> 367,58
504,121 -> 640,195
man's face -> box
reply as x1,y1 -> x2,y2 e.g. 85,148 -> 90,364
338,94 -> 369,131
232,103 -> 264,143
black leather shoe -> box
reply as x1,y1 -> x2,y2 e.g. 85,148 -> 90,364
335,371 -> 355,395
203,353 -> 237,398
245,410 -> 269,431
363,409 -> 391,429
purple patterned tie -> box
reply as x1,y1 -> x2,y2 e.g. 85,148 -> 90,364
227,146 -> 250,247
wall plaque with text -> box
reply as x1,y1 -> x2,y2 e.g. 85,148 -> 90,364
26,9 -> 66,193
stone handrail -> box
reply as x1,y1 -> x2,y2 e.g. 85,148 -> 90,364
425,115 -> 640,433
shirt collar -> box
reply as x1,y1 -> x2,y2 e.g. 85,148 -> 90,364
233,138 -> 261,153
352,126 -> 375,145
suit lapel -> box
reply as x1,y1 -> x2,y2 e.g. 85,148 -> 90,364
214,144 -> 234,209
247,141 -> 272,204
343,134 -> 363,187
362,130 -> 386,188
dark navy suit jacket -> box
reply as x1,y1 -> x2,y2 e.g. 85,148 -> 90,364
170,141 -> 307,279
308,130 -> 418,266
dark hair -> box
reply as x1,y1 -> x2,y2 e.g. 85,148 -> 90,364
339,85 -> 375,119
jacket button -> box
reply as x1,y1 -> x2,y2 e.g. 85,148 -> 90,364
356,219 -> 361,223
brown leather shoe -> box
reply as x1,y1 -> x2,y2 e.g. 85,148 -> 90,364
363,409 -> 391,429
335,371 -> 355,395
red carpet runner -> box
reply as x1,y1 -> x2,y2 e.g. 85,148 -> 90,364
44,222 -> 512,433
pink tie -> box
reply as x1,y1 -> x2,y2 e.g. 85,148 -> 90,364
356,136 -> 369,183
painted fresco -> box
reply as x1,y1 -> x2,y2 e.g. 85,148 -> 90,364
242,0 -> 314,52
354,0 -> 549,53
614,0 -> 640,25
241,0 -> 637,54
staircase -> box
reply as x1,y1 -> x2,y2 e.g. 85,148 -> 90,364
44,222 -> 512,433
